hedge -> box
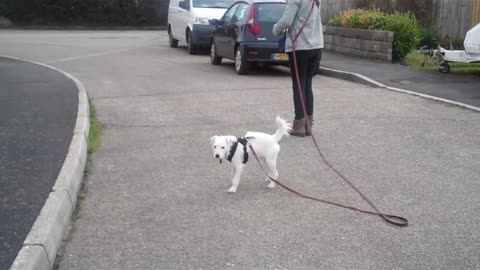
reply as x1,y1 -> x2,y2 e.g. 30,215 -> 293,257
0,0 -> 168,26
329,8 -> 421,60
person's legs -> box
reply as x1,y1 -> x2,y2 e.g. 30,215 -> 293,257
288,50 -> 309,120
304,49 -> 322,135
305,49 -> 322,115
288,50 -> 309,137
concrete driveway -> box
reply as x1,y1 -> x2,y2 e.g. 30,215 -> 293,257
0,30 -> 479,270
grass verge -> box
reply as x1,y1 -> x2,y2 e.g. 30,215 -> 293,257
88,101 -> 101,153
404,52 -> 480,75
73,100 -> 101,220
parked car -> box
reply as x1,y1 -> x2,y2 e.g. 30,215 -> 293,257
209,0 -> 287,74
168,0 -> 234,54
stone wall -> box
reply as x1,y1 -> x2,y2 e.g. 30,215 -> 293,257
324,26 -> 394,62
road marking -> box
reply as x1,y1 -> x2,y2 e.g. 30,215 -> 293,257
44,49 -> 128,64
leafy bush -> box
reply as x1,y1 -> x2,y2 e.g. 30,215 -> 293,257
382,11 -> 421,59
328,9 -> 421,60
0,1 -> 7,17
329,8 -> 385,30
419,27 -> 440,49
0,0 -> 167,26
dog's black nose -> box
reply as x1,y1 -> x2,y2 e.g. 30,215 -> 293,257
215,154 -> 220,158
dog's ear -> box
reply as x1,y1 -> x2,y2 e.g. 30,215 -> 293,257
210,135 -> 217,144
225,136 -> 237,146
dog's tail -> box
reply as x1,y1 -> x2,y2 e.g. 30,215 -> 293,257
273,116 -> 291,142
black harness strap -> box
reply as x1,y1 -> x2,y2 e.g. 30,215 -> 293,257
226,137 -> 249,164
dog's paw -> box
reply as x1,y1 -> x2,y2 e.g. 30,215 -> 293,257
228,186 -> 238,193
267,182 -> 276,189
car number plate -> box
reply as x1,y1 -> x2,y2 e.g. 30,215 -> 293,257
272,53 -> 289,61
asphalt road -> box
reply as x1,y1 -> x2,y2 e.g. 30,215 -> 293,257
1,30 -> 479,270
0,57 -> 77,269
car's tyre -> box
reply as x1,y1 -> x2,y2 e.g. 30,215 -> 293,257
210,42 -> 222,65
439,62 -> 450,73
235,47 -> 249,75
187,31 -> 197,55
168,27 -> 178,48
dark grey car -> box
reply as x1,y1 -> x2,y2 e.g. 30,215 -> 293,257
209,0 -> 287,75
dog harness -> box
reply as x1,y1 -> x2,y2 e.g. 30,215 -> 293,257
226,137 -> 249,164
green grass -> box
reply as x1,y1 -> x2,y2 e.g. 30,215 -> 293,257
73,100 -> 101,220
404,52 -> 480,75
88,101 -> 101,153
72,101 -> 102,220
72,179 -> 88,220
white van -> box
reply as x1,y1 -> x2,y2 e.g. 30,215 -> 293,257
168,0 -> 233,54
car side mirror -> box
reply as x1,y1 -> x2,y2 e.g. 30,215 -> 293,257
179,0 -> 189,10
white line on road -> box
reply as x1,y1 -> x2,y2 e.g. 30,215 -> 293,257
44,49 -> 129,64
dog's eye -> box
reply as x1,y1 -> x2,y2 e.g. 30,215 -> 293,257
221,146 -> 225,149
214,146 -> 216,148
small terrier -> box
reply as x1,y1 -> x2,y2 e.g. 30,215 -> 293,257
210,117 -> 291,193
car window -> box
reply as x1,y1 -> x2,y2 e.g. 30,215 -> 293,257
232,3 -> 248,23
222,4 -> 238,23
256,3 -> 285,22
178,0 -> 190,10
193,0 -> 234,8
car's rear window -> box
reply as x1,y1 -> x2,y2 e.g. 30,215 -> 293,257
193,0 -> 234,8
256,3 -> 286,22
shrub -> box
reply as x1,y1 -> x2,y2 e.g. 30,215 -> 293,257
328,9 -> 421,60
0,0 -> 167,26
382,11 -> 421,60
419,27 -> 441,49
328,8 -> 385,30
0,1 -> 7,17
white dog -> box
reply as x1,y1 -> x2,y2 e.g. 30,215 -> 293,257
210,116 -> 291,193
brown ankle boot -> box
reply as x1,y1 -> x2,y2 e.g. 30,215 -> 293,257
305,115 -> 314,136
290,118 -> 306,137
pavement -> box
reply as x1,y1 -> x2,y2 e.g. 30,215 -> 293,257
0,30 -> 479,270
320,51 -> 480,108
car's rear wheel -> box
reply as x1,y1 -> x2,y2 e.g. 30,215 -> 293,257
235,47 -> 249,75
210,42 -> 222,65
187,31 -> 196,55
168,27 -> 178,48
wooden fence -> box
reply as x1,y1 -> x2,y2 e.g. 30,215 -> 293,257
321,0 -> 480,40
471,0 -> 480,28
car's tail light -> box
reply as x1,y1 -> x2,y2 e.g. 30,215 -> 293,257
247,4 -> 260,35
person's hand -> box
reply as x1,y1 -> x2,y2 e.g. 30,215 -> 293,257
273,28 -> 287,37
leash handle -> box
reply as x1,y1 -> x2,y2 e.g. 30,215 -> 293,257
249,145 -> 408,227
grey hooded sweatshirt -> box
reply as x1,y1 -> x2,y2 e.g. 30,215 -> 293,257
273,0 -> 324,52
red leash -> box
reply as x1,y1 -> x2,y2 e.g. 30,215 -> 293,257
249,145 -> 408,227
249,0 -> 408,227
